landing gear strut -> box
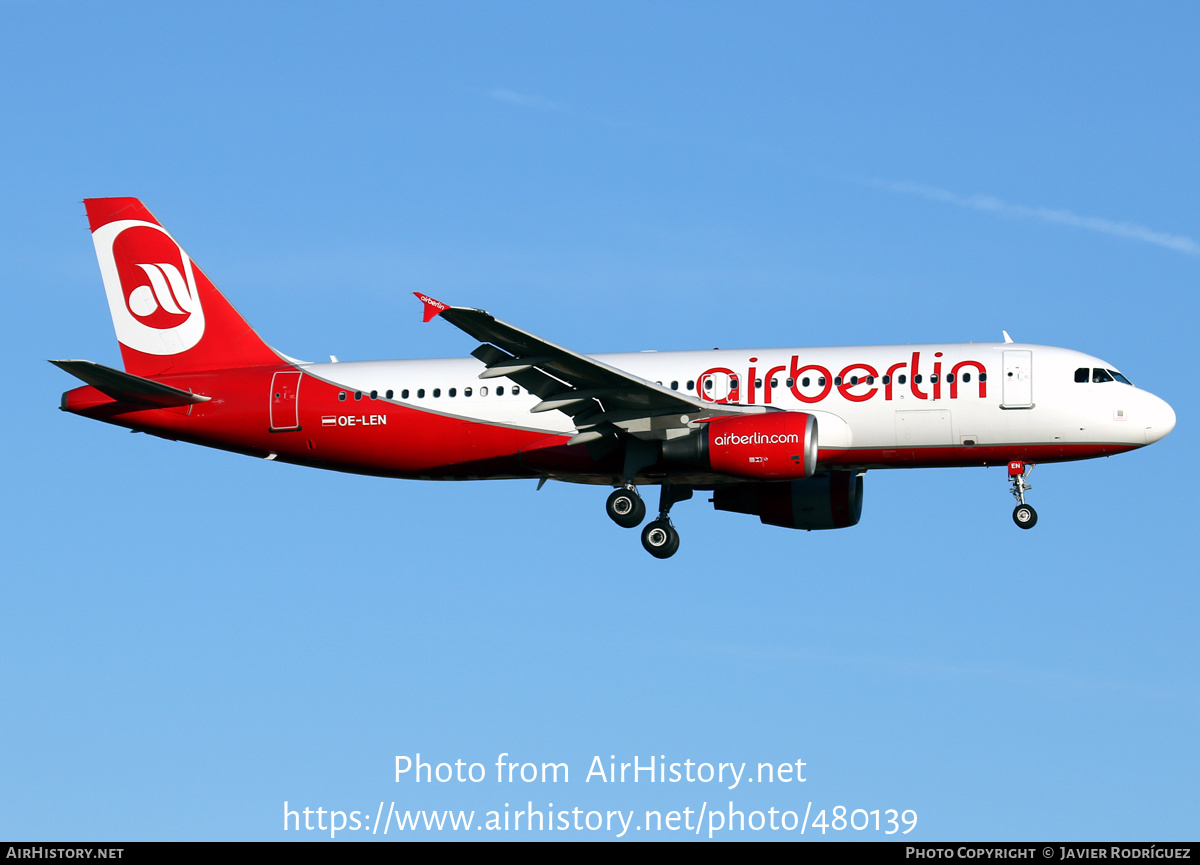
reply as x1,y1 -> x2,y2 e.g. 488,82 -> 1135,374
640,483 -> 692,559
1008,461 -> 1037,529
606,485 -> 645,529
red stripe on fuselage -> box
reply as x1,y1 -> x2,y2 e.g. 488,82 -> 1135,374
818,443 -> 1138,468
61,366 -> 1142,480
62,366 -> 571,480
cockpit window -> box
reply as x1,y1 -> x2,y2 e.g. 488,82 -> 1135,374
1092,368 -> 1114,384
1074,368 -> 1089,383
1109,370 -> 1133,386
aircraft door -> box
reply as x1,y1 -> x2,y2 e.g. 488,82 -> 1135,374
1001,350 -> 1033,408
270,370 -> 302,430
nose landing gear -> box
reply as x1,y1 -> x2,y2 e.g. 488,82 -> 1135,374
1008,461 -> 1037,529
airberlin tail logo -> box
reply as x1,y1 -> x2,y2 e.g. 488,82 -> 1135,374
92,219 -> 206,355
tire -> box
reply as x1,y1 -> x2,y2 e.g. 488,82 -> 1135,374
1012,503 -> 1038,529
606,488 -> 645,528
641,519 -> 680,558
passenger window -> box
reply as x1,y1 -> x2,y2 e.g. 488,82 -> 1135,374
930,374 -> 938,383
417,389 -> 425,398
705,380 -> 713,391
962,373 -> 970,383
497,386 -> 505,396
1074,368 -> 1089,383
464,387 -> 473,397
898,374 -> 907,384
914,375 -> 922,384
449,388 -> 456,397
686,380 -> 695,390
801,377 -> 810,387
671,381 -> 678,390
354,391 -> 362,400
882,375 -> 891,385
849,376 -> 857,385
480,386 -> 488,396
370,390 -> 378,399
946,374 -> 954,384
786,378 -> 794,387
755,379 -> 762,389
1093,368 -> 1114,384
433,388 -> 441,397
386,390 -> 393,399
512,386 -> 520,395
401,389 -> 409,399
979,373 -> 987,382
338,391 -> 346,401
818,377 -> 826,387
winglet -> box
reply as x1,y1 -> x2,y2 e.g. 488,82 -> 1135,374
414,292 -> 449,323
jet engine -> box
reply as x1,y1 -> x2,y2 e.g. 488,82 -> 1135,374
662,412 -> 817,480
712,470 -> 864,530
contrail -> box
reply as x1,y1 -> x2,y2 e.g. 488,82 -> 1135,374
876,179 -> 1200,256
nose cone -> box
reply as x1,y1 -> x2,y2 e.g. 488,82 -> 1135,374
1142,392 -> 1176,444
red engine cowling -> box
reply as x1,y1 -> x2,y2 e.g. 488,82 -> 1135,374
709,413 -> 818,480
662,412 -> 817,480
712,470 -> 863,530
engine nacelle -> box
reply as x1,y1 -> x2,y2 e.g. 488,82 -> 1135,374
712,470 -> 864,530
662,412 -> 818,480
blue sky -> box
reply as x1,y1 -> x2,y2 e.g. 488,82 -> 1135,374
1,1 -> 1196,840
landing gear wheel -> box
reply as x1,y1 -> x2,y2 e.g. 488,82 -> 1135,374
641,519 -> 680,558
1007,462 -> 1038,530
606,488 -> 645,528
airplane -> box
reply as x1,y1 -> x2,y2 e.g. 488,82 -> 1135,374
54,198 -> 1177,558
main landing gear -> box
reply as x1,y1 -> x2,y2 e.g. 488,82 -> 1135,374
641,520 -> 679,559
604,483 -> 692,558
605,486 -> 646,528
642,484 -> 691,559
1008,461 -> 1037,529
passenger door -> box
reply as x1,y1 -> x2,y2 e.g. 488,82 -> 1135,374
1001,350 -> 1033,408
270,371 -> 302,430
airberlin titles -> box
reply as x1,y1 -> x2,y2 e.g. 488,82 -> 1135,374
712,431 -> 801,446
697,351 -> 987,405
315,348 -> 986,429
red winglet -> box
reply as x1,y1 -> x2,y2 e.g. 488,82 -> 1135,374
414,292 -> 449,323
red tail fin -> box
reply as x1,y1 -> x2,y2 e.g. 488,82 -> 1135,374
85,198 -> 281,377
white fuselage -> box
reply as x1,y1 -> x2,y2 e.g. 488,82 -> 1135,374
299,342 -> 1175,464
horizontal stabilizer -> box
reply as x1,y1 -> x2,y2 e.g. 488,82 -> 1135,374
49,359 -> 211,408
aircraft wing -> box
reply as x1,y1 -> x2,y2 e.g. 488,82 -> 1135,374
414,293 -> 767,442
